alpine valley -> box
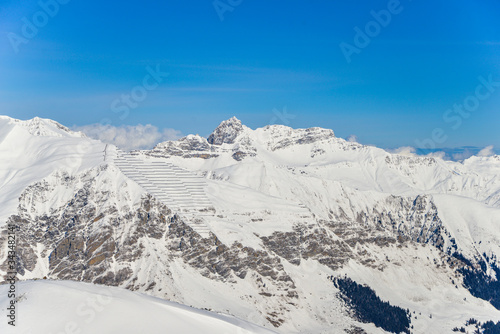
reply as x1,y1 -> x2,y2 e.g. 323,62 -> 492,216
1,115 -> 500,334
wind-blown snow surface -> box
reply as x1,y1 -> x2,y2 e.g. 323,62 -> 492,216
0,280 -> 276,334
1,115 -> 500,333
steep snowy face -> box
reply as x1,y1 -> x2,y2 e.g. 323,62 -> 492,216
0,116 -> 107,226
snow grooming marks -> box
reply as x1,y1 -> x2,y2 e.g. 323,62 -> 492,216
113,150 -> 214,237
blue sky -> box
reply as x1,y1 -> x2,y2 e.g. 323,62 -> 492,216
1,0 -> 499,152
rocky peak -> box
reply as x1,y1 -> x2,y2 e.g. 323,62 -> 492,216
207,117 -> 244,145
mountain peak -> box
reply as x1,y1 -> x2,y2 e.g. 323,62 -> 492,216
0,115 -> 83,138
207,116 -> 244,145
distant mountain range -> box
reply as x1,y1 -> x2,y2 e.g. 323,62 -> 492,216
1,115 -> 499,333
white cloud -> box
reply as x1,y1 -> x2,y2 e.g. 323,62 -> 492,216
347,134 -> 358,143
384,145 -> 496,161
477,145 -> 495,157
386,146 -> 416,156
425,151 -> 447,160
452,146 -> 495,161
74,123 -> 182,151
452,149 -> 475,161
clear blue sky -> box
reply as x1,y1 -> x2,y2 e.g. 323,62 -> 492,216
1,0 -> 499,150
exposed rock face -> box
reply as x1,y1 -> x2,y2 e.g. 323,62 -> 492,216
207,116 -> 244,145
358,195 -> 447,250
147,117 -> 342,162
148,118 -> 257,160
261,195 -> 450,273
149,134 -> 218,159
263,125 -> 335,151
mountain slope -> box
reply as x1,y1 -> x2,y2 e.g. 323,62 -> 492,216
146,117 -> 500,261
1,116 -> 500,333
0,116 -> 107,225
0,280 -> 276,334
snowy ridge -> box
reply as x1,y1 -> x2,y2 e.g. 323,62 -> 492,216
0,116 -> 105,226
0,115 -> 84,138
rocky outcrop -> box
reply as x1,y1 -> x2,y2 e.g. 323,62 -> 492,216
149,135 -> 219,159
264,126 -> 336,151
207,117 -> 244,145
261,196 -> 448,272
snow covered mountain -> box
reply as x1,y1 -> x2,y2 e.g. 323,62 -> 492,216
1,115 -> 500,333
